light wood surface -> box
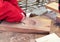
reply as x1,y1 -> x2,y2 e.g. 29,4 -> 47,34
45,2 -> 59,13
0,16 -> 51,34
50,21 -> 60,37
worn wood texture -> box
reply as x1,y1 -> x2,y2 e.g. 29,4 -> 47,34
0,16 -> 51,42
45,2 -> 59,13
50,21 -> 60,37
0,16 -> 51,34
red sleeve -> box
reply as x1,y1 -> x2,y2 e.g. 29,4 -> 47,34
0,0 -> 10,20
9,0 -> 25,13
0,1 -> 25,23
5,0 -> 26,16
5,0 -> 18,6
0,0 -> 3,7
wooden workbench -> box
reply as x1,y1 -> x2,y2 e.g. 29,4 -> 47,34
0,16 -> 51,34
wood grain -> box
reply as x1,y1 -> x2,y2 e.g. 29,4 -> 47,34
45,2 -> 59,13
0,16 -> 51,34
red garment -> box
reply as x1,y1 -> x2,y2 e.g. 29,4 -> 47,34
0,0 -> 26,23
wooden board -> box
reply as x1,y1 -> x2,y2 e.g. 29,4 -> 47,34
57,13 -> 60,17
0,16 -> 51,34
45,2 -> 59,13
